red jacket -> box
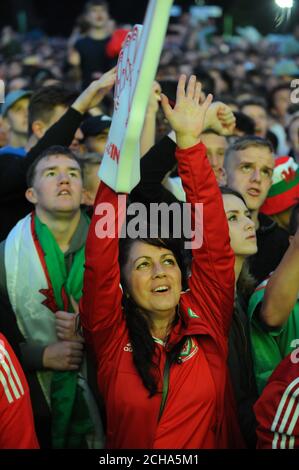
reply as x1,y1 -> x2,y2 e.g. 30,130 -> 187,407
81,142 -> 243,449
0,333 -> 39,448
255,353 -> 299,449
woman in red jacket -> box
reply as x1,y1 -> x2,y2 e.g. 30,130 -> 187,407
80,75 -> 242,448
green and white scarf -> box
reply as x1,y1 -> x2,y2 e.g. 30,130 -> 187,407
5,212 -> 102,448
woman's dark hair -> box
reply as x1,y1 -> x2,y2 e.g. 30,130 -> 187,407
119,233 -> 188,397
237,261 -> 256,299
268,83 -> 291,111
220,185 -> 247,205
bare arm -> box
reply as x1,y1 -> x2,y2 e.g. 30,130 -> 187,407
68,47 -> 81,67
140,81 -> 161,157
161,75 -> 235,336
0,68 -> 116,201
260,229 -> 299,327
71,66 -> 116,114
80,183 -> 127,360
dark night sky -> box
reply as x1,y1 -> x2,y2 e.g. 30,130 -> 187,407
0,0 -> 298,36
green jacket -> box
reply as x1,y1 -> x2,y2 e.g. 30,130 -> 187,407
247,277 -> 299,394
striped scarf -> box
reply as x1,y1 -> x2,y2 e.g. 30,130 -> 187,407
5,212 -> 95,448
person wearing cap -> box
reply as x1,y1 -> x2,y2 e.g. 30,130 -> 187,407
247,205 -> 299,395
78,115 -> 111,207
0,89 -> 32,156
78,79 -> 161,207
79,152 -> 104,207
260,156 -> 299,231
81,114 -> 111,154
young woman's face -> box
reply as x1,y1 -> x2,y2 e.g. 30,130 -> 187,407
123,241 -> 182,316
222,194 -> 257,256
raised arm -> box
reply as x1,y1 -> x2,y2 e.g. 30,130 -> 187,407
28,66 -> 116,166
260,229 -> 299,327
132,98 -> 236,207
140,80 -> 161,157
80,182 -> 127,359
161,75 -> 235,336
130,135 -> 178,206
0,68 -> 116,200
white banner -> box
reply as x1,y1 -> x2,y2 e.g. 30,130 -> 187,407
99,0 -> 173,193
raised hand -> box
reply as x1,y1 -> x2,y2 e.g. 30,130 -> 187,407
161,74 -> 213,149
72,66 -> 117,114
204,102 -> 236,136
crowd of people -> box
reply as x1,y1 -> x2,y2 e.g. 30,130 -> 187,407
1,0 -> 299,450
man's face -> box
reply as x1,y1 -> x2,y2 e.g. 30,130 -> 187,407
200,132 -> 228,183
242,104 -> 268,138
6,97 -> 30,135
83,162 -> 101,206
69,127 -> 84,155
273,88 -> 290,118
87,5 -> 109,29
85,129 -> 109,155
226,146 -> 274,211
26,155 -> 83,218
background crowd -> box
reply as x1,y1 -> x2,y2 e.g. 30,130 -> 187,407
1,0 -> 299,451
